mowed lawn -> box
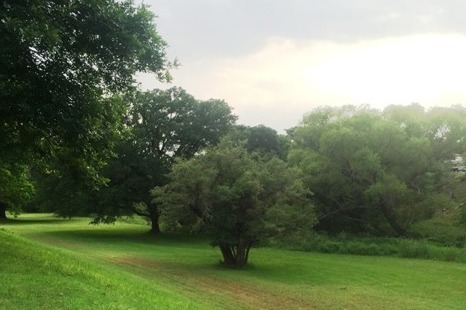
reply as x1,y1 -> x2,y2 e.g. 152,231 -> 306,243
1,214 -> 466,309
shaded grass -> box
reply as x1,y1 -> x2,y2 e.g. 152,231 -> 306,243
3,214 -> 466,309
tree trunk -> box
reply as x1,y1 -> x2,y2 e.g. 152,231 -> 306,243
380,204 -> 407,237
0,202 -> 7,220
219,243 -> 235,266
148,212 -> 160,234
219,241 -> 252,268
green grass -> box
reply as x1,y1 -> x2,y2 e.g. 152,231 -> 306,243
0,228 -> 205,309
2,214 -> 466,309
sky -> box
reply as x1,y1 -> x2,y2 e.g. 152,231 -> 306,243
138,0 -> 466,132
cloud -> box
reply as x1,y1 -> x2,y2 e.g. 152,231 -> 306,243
147,0 -> 466,61
138,1 -> 466,131
153,34 -> 466,131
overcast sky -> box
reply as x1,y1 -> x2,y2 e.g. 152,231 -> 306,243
138,0 -> 466,132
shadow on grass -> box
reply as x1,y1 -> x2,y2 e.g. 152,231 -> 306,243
43,228 -> 210,247
0,217 -> 79,226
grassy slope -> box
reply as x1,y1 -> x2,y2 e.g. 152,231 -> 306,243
2,214 -> 466,309
0,228 -> 205,310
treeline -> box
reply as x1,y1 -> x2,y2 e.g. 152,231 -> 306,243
12,100 -> 466,266
2,0 -> 466,267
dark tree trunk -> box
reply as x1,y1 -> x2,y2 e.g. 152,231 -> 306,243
219,240 -> 253,268
0,202 -> 7,220
380,204 -> 407,237
148,207 -> 161,235
149,216 -> 160,234
149,214 -> 160,235
135,203 -> 161,235
219,243 -> 235,266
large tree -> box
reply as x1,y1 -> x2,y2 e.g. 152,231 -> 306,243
155,139 -> 315,267
289,105 -> 464,236
0,0 -> 171,217
90,88 -> 236,233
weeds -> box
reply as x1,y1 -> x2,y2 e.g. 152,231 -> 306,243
275,233 -> 466,263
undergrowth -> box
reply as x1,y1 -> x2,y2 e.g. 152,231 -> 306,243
273,233 -> 466,263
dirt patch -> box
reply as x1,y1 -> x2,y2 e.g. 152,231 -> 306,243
106,255 -> 317,310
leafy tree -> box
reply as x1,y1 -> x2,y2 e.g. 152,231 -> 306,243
233,125 -> 288,159
31,167 -> 94,218
91,88 -> 236,233
383,104 -> 466,160
154,139 -> 315,267
0,164 -> 34,220
1,0 -> 171,215
289,105 -> 460,236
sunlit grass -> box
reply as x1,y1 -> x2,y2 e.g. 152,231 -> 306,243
2,214 -> 466,309
0,229 -> 205,309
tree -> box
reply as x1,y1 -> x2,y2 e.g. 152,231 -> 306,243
154,139 -> 315,267
289,105 -> 456,236
90,88 -> 236,233
1,0 -> 171,216
233,125 -> 288,159
0,0 -> 170,218
0,164 -> 34,220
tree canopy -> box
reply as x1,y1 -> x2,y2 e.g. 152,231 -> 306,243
1,0 -> 170,181
289,104 -> 466,236
0,0 -> 171,217
155,139 -> 315,267
88,88 -> 237,233
0,164 -> 34,219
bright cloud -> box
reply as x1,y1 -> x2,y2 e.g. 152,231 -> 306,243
139,33 -> 466,132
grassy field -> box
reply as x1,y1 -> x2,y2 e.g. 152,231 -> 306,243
1,214 -> 466,309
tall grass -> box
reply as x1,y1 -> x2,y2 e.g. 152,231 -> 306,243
273,232 -> 466,262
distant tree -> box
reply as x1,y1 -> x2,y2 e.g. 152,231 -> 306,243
289,105 -> 461,236
383,104 -> 466,160
154,139 -> 315,267
0,0 -> 171,216
0,164 -> 34,220
233,125 -> 288,158
90,88 -> 236,233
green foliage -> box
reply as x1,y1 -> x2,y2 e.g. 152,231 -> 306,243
0,164 -> 34,218
155,139 -> 315,266
289,104 -> 466,237
278,232 -> 466,263
412,208 -> 466,247
1,0 -> 171,209
91,88 -> 236,232
31,169 -> 94,218
233,124 -> 289,159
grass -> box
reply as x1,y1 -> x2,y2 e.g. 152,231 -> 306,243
2,214 -> 466,309
0,226 -> 206,309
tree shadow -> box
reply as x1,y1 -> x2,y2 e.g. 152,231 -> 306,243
42,228 -> 208,247
0,217 -> 79,226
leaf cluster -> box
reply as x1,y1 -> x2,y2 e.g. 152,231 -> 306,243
154,138 -> 316,248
